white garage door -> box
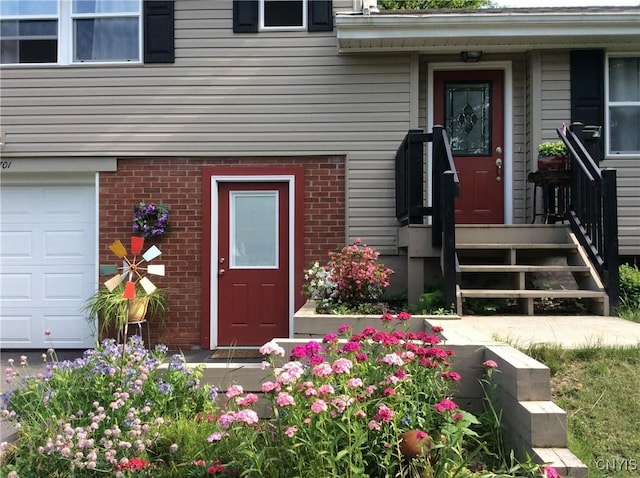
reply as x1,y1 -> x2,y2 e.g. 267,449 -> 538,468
0,176 -> 97,349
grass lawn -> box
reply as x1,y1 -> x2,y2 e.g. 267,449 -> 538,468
525,345 -> 640,478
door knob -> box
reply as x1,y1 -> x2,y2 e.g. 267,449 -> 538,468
219,269 -> 225,276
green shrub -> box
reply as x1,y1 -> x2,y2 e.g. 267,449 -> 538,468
618,263 -> 640,321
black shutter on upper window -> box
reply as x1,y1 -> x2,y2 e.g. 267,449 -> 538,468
144,1 -> 175,63
570,50 -> 605,159
233,0 -> 259,33
308,0 -> 333,32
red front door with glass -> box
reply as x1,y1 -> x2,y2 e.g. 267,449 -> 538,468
434,70 -> 505,224
217,182 -> 289,346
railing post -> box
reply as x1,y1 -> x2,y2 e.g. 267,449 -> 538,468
602,168 -> 619,314
432,125 -> 444,247
442,170 -> 457,312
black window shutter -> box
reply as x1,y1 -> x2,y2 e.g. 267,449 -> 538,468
233,0 -> 259,33
144,1 -> 175,63
308,0 -> 333,32
570,50 -> 605,158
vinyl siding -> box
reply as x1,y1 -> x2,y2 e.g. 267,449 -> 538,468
0,0 -> 411,252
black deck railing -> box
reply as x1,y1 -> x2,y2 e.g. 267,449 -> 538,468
559,122 -> 619,314
395,126 -> 460,310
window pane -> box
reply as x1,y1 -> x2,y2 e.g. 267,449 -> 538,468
0,0 -> 57,16
264,0 -> 303,27
73,0 -> 140,14
0,39 -> 17,62
445,82 -> 491,156
74,18 -> 138,61
610,106 -> 640,154
609,57 -> 640,102
231,192 -> 278,268
1,19 -> 57,64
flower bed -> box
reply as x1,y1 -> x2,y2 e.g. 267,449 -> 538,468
1,318 -> 560,478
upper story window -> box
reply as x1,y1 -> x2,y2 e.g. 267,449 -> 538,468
0,0 -> 175,65
261,0 -> 306,30
607,54 -> 640,156
0,0 -> 59,63
233,0 -> 332,34
72,0 -> 140,62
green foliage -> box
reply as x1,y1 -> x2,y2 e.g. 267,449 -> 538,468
617,263 -> 640,322
530,345 -> 640,478
82,283 -> 168,335
379,0 -> 494,9
537,141 -> 568,157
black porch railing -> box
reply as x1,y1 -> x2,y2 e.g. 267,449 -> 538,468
395,126 -> 460,310
559,122 -> 619,314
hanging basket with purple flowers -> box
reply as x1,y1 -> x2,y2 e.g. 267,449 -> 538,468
132,202 -> 170,239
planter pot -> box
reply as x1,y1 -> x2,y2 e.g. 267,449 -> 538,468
127,297 -> 150,323
293,300 -> 459,339
538,155 -> 568,171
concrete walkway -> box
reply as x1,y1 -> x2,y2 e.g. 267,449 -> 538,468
428,315 -> 640,349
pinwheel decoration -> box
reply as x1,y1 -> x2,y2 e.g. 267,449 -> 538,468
104,236 -> 165,299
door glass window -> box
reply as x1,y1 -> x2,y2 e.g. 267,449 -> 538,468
230,191 -> 278,268
444,81 -> 491,156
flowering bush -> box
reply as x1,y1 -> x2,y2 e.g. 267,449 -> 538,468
1,322 -> 561,478
303,239 -> 394,312
133,202 -> 170,239
1,337 -> 217,477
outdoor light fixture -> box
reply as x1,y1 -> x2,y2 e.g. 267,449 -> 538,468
461,51 -> 483,63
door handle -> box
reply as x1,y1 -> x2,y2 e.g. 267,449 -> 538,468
495,158 -> 503,182
219,269 -> 225,276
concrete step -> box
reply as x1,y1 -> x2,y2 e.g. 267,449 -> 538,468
460,289 -> 605,299
456,242 -> 577,250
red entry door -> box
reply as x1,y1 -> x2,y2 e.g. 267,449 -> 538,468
217,182 -> 289,346
434,70 -> 505,224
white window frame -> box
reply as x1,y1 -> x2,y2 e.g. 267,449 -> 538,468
259,0 -> 307,31
605,52 -> 640,158
1,0 -> 142,66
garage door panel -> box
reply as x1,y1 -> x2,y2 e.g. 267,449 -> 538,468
0,315 -> 32,345
0,188 -> 33,224
44,271 -> 92,302
0,272 -> 32,300
44,228 -> 91,260
0,231 -> 33,261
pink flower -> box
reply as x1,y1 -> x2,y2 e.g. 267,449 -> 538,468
347,377 -> 363,388
236,393 -> 259,406
383,387 -> 395,396
276,392 -> 295,407
311,399 -> 328,414
323,333 -> 338,344
452,412 -> 463,421
225,384 -> 244,398
441,371 -> 461,381
318,384 -> 335,396
541,466 -> 562,478
235,409 -> 259,425
312,363 -> 333,377
338,323 -> 351,334
483,359 -> 499,369
368,420 -> 381,431
431,326 -> 444,333
332,358 -> 353,374
44,329 -> 52,336
396,311 -> 411,321
261,381 -> 279,393
380,353 -> 404,367
381,313 -> 395,322
207,432 -> 225,442
374,404 -> 394,422
434,399 -> 458,413
259,340 -> 285,357
285,426 -> 298,438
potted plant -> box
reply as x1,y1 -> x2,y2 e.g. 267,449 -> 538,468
82,283 -> 167,337
537,140 -> 568,171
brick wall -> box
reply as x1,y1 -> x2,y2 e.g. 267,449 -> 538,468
99,156 -> 345,350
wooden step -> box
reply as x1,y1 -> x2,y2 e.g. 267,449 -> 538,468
460,289 -> 605,299
459,265 -> 590,273
456,243 -> 577,250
